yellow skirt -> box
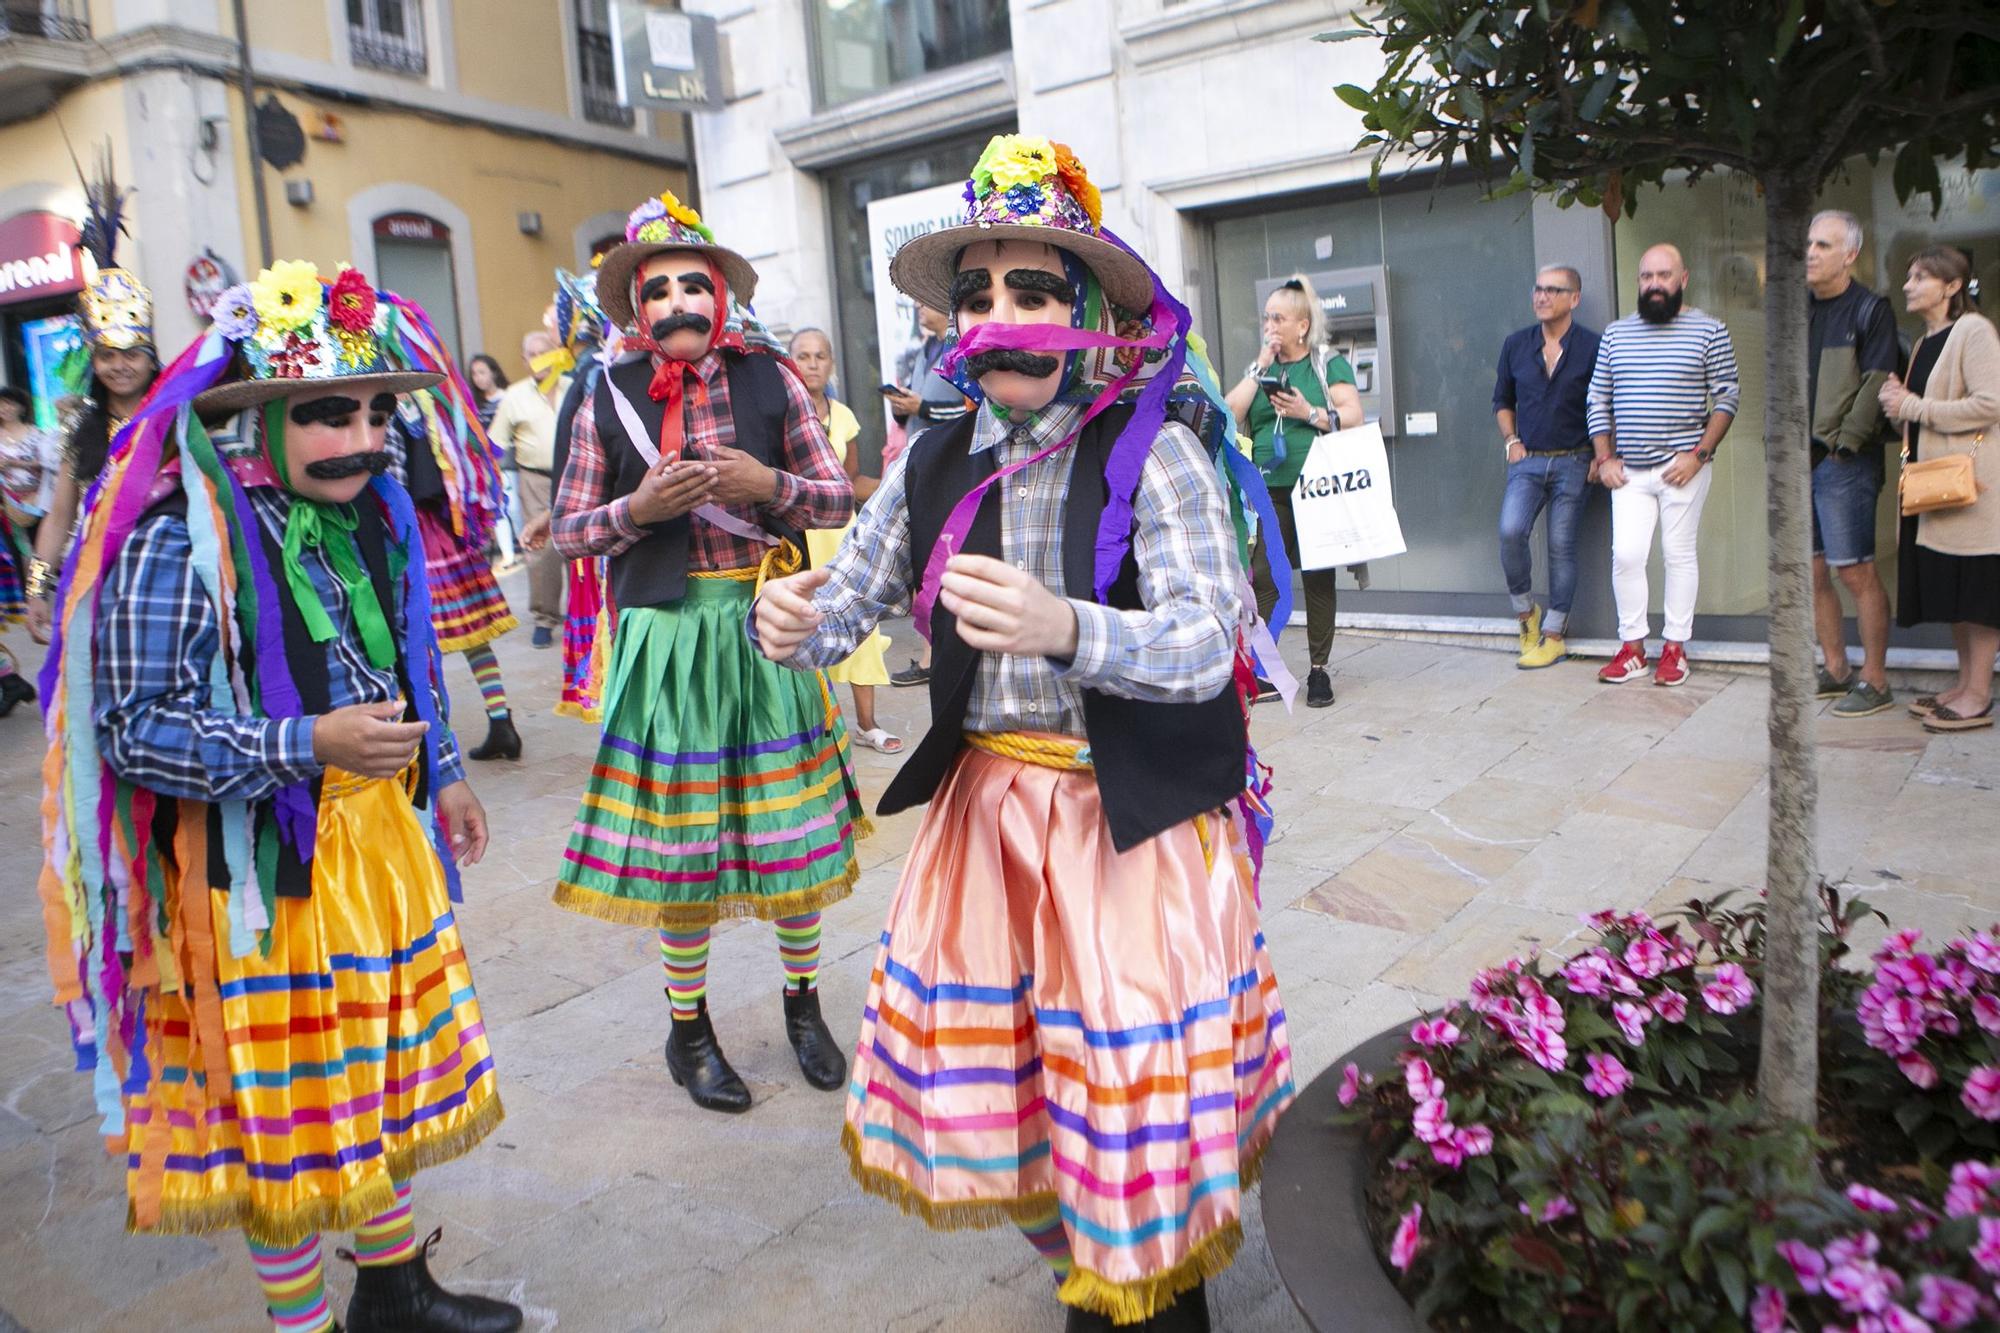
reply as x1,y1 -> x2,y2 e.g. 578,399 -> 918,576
117,767 -> 502,1245
806,524 -> 890,687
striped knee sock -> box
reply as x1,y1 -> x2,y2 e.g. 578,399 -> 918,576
351,1178 -> 418,1267
774,912 -> 823,991
1018,1203 -> 1073,1283
247,1233 -> 334,1333
661,927 -> 711,1019
463,644 -> 509,720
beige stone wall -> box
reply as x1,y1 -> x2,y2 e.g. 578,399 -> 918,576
454,0 -> 570,117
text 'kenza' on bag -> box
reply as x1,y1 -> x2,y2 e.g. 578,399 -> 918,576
1288,422 -> 1407,569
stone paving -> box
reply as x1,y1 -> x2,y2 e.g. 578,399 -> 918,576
1,568 -> 1994,1332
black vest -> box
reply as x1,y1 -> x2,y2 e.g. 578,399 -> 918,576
140,487 -> 426,898
877,408 -> 1248,853
593,352 -> 799,609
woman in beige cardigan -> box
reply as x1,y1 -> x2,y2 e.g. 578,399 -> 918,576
1882,245 -> 2000,732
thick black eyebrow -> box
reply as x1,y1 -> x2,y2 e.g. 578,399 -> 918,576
678,271 -> 714,294
950,268 -> 991,310
1005,268 -> 1075,302
640,275 -> 671,303
289,396 -> 361,426
368,393 -> 395,413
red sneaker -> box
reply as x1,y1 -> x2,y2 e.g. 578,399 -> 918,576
1654,640 -> 1689,687
1597,641 -> 1648,684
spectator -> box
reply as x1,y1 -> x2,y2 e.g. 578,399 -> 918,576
488,330 -> 568,647
1493,264 -> 1600,669
467,353 -> 518,566
1589,243 -> 1741,687
1884,245 -> 2000,733
790,327 -> 901,754
882,301 -> 970,687
1224,274 -> 1363,707
1804,209 -> 1901,718
0,385 -> 59,544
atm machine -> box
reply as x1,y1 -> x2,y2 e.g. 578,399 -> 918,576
1253,265 -> 1394,435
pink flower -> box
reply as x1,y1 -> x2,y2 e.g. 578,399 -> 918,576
1847,1184 -> 1901,1214
1582,1052 -> 1631,1098
1411,1018 -> 1462,1048
1825,1232 -> 1881,1268
1453,1123 -> 1494,1158
1964,931 -> 2000,974
1972,1217 -> 2000,1276
1885,955 -> 1944,1000
1751,1284 -> 1790,1333
1972,995 -> 2000,1036
1897,1053 -> 1940,1088
1584,909 -> 1621,931
1430,1138 -> 1465,1169
1824,1259 -> 1897,1314
1963,1067 -> 2000,1122
1652,988 -> 1689,1023
1613,1000 -> 1651,1046
1916,1274 -> 1982,1329
1563,952 -> 1613,997
1538,1195 -> 1575,1222
1516,1022 -> 1568,1072
1702,962 -> 1756,1015
1875,928 -> 1925,962
1389,1203 -> 1422,1271
1882,1304 -> 1935,1333
1404,1058 -> 1443,1104
1413,1097 -> 1455,1144
1777,1238 -> 1827,1293
1519,978 -> 1566,1029
1337,1062 -> 1366,1107
1624,935 -> 1668,979
1877,997 -> 1929,1055
1945,1161 -> 2000,1218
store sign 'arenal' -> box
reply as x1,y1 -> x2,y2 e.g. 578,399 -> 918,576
0,211 -> 86,307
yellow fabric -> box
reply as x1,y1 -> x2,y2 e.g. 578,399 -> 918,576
805,402 -> 889,684
962,730 -> 1093,770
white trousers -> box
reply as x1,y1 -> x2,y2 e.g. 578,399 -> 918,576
1610,460 -> 1713,644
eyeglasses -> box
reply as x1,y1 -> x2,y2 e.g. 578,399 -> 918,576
1532,285 -> 1577,297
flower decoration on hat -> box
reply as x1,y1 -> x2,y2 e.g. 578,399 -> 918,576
627,188 -> 715,246
222,260 -> 397,383
964,135 -> 1101,234
251,259 -> 324,337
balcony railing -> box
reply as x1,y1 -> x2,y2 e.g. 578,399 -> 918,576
0,2 -> 92,41
350,24 -> 428,75
577,28 -> 633,128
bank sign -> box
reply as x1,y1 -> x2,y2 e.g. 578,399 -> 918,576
0,212 -> 85,308
612,2 -> 724,114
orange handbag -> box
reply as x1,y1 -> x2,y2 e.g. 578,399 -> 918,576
1899,430 -> 1982,516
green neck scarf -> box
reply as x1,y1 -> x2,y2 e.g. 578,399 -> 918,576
262,402 -> 396,670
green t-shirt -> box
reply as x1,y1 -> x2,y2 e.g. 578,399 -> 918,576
1247,352 -> 1357,489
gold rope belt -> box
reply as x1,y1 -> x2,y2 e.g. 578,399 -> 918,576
964,731 -> 1094,771
687,537 -> 803,596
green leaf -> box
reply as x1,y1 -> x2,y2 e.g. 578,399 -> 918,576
1772,0 -> 1807,59
1334,84 -> 1376,112
1579,68 -> 1620,121
1686,1203 -> 1737,1249
1314,27 -> 1377,43
1713,1250 -> 1749,1315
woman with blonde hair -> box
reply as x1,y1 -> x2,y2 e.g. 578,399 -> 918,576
1225,273 -> 1364,707
1883,245 -> 2000,733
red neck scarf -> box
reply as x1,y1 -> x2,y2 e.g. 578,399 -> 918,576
640,259 -> 744,463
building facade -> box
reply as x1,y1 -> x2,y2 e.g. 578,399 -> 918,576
0,0 -> 687,413
686,0 -> 1999,648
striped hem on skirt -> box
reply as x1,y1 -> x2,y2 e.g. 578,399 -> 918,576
417,507 -> 517,652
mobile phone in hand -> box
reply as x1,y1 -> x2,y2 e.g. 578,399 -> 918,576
878,383 -> 903,396
1256,374 -> 1287,396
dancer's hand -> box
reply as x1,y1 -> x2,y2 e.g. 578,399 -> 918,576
939,555 -> 1078,659
754,567 -> 831,662
520,513 -> 551,551
706,446 -> 778,506
26,595 -> 51,644
629,458 -> 716,526
312,701 -> 428,778
436,780 -> 489,866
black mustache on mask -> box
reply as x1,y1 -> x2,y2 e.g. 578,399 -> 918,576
303,452 -> 390,481
965,348 -> 1061,379
651,313 -> 714,342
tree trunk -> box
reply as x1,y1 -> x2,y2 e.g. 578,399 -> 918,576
1755,172 -> 1822,1130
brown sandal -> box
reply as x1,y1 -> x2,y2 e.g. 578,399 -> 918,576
1909,694 -> 1940,719
1923,702 -> 1994,733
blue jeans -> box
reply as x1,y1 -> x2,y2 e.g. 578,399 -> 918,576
1498,452 -> 1591,636
1811,451 -> 1882,567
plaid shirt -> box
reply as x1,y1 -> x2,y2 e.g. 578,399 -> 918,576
551,349 -> 853,570
772,400 -> 1244,737
95,486 -> 464,803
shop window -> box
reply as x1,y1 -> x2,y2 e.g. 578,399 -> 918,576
807,0 -> 1010,109
575,0 -> 635,128
348,0 -> 428,76
372,212 -> 461,362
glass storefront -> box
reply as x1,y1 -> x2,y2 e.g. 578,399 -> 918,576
806,0 -> 1010,107
821,124 -> 1009,472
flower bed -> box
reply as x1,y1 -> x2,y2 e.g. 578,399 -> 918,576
1336,891 -> 2000,1332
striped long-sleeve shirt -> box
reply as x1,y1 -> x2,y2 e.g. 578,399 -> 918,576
1586,308 -> 1741,466
761,400 -> 1244,738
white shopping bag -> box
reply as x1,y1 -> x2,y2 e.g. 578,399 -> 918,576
1288,422 -> 1407,570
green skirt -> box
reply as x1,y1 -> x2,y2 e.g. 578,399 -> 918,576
553,575 -> 866,928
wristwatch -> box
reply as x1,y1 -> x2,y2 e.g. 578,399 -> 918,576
1694,446 -> 1716,463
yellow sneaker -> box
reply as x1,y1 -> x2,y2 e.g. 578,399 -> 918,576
1517,606 -> 1543,656
1518,632 -> 1568,670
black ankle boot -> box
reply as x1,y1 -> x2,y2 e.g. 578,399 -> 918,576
0,671 -> 35,719
1145,1280 -> 1211,1332
665,1000 -> 752,1112
466,715 -> 521,761
343,1228 -> 522,1333
782,983 -> 846,1090
1064,1305 -> 1116,1332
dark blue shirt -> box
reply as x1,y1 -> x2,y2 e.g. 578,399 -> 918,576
1493,321 -> 1601,452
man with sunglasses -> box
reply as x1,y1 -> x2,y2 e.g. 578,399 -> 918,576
1493,266 -> 1600,668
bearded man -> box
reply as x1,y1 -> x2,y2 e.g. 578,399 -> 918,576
753,135 -> 1295,1333
549,190 -> 863,1115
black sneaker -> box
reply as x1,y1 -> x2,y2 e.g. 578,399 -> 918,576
1814,663 -> 1853,699
889,658 -> 930,688
531,625 -> 555,649
1306,666 -> 1334,708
